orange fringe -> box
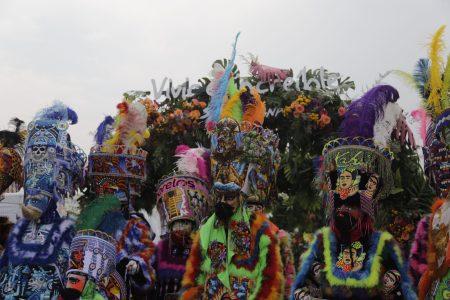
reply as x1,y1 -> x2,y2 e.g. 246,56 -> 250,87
180,231 -> 203,299
419,198 -> 445,300
253,219 -> 284,299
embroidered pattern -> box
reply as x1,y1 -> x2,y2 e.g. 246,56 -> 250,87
230,220 -> 251,256
207,241 -> 227,272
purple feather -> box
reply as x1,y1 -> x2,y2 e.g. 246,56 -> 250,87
94,116 -> 115,145
339,85 -> 399,139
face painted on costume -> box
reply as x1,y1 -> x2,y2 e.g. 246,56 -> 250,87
339,170 -> 353,189
366,174 -> 379,193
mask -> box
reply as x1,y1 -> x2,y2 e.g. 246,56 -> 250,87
215,202 -> 234,222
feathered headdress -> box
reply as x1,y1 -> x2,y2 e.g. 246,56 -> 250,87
105,101 -> 150,153
0,118 -> 26,150
34,100 -> 78,124
94,116 -> 114,145
175,144 -> 211,183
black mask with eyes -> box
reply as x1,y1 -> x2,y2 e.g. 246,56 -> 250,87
215,202 -> 234,222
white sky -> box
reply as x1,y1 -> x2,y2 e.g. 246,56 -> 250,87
0,0 -> 449,152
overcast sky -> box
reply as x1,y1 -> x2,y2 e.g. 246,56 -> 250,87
0,0 -> 449,152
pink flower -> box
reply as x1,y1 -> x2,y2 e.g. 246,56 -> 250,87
206,121 -> 215,132
338,106 -> 347,117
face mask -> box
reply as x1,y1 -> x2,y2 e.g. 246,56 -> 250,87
215,202 -> 234,222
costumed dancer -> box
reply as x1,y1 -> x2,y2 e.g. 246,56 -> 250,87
291,85 -> 417,300
241,121 -> 296,299
0,102 -> 86,299
59,230 -> 118,300
153,145 -> 212,299
82,99 -> 155,298
412,26 -> 450,300
0,118 -> 25,256
179,33 -> 285,300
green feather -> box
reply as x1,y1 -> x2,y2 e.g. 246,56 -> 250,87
76,195 -> 121,231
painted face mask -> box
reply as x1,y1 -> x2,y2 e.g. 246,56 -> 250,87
22,103 -> 85,222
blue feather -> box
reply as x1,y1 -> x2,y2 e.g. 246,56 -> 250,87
35,101 -> 78,124
413,58 -> 430,98
203,32 -> 241,125
94,115 -> 115,144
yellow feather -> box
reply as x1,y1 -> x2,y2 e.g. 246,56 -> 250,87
220,88 -> 245,121
441,55 -> 450,110
427,25 -> 446,117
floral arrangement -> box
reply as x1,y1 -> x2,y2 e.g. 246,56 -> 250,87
282,95 -> 333,128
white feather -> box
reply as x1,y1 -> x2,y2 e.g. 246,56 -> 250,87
138,208 -> 161,243
373,102 -> 403,147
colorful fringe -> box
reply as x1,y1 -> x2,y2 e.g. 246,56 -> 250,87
419,198 -> 446,300
117,214 -> 156,290
251,214 -> 284,300
179,231 -> 204,299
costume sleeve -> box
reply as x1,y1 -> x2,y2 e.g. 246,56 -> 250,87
290,231 -> 321,300
385,235 -> 418,300
249,222 -> 284,300
179,231 -> 205,299
117,218 -> 156,291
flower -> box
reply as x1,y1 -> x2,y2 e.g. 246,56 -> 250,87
199,101 -> 207,109
294,104 -> 305,113
189,110 -> 201,120
174,109 -> 183,116
206,121 -> 215,132
169,113 -> 175,120
192,98 -> 200,106
338,106 -> 347,117
319,114 -> 331,126
293,110 -> 302,118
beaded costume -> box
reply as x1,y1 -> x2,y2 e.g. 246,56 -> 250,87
0,102 -> 86,300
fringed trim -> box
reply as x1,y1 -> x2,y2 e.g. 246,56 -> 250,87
117,217 -> 156,290
181,232 -> 202,286
251,227 -> 284,300
180,231 -> 203,298
290,230 -> 321,299
419,198 -> 446,299
4,218 -> 74,266
178,285 -> 203,300
156,238 -> 186,277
